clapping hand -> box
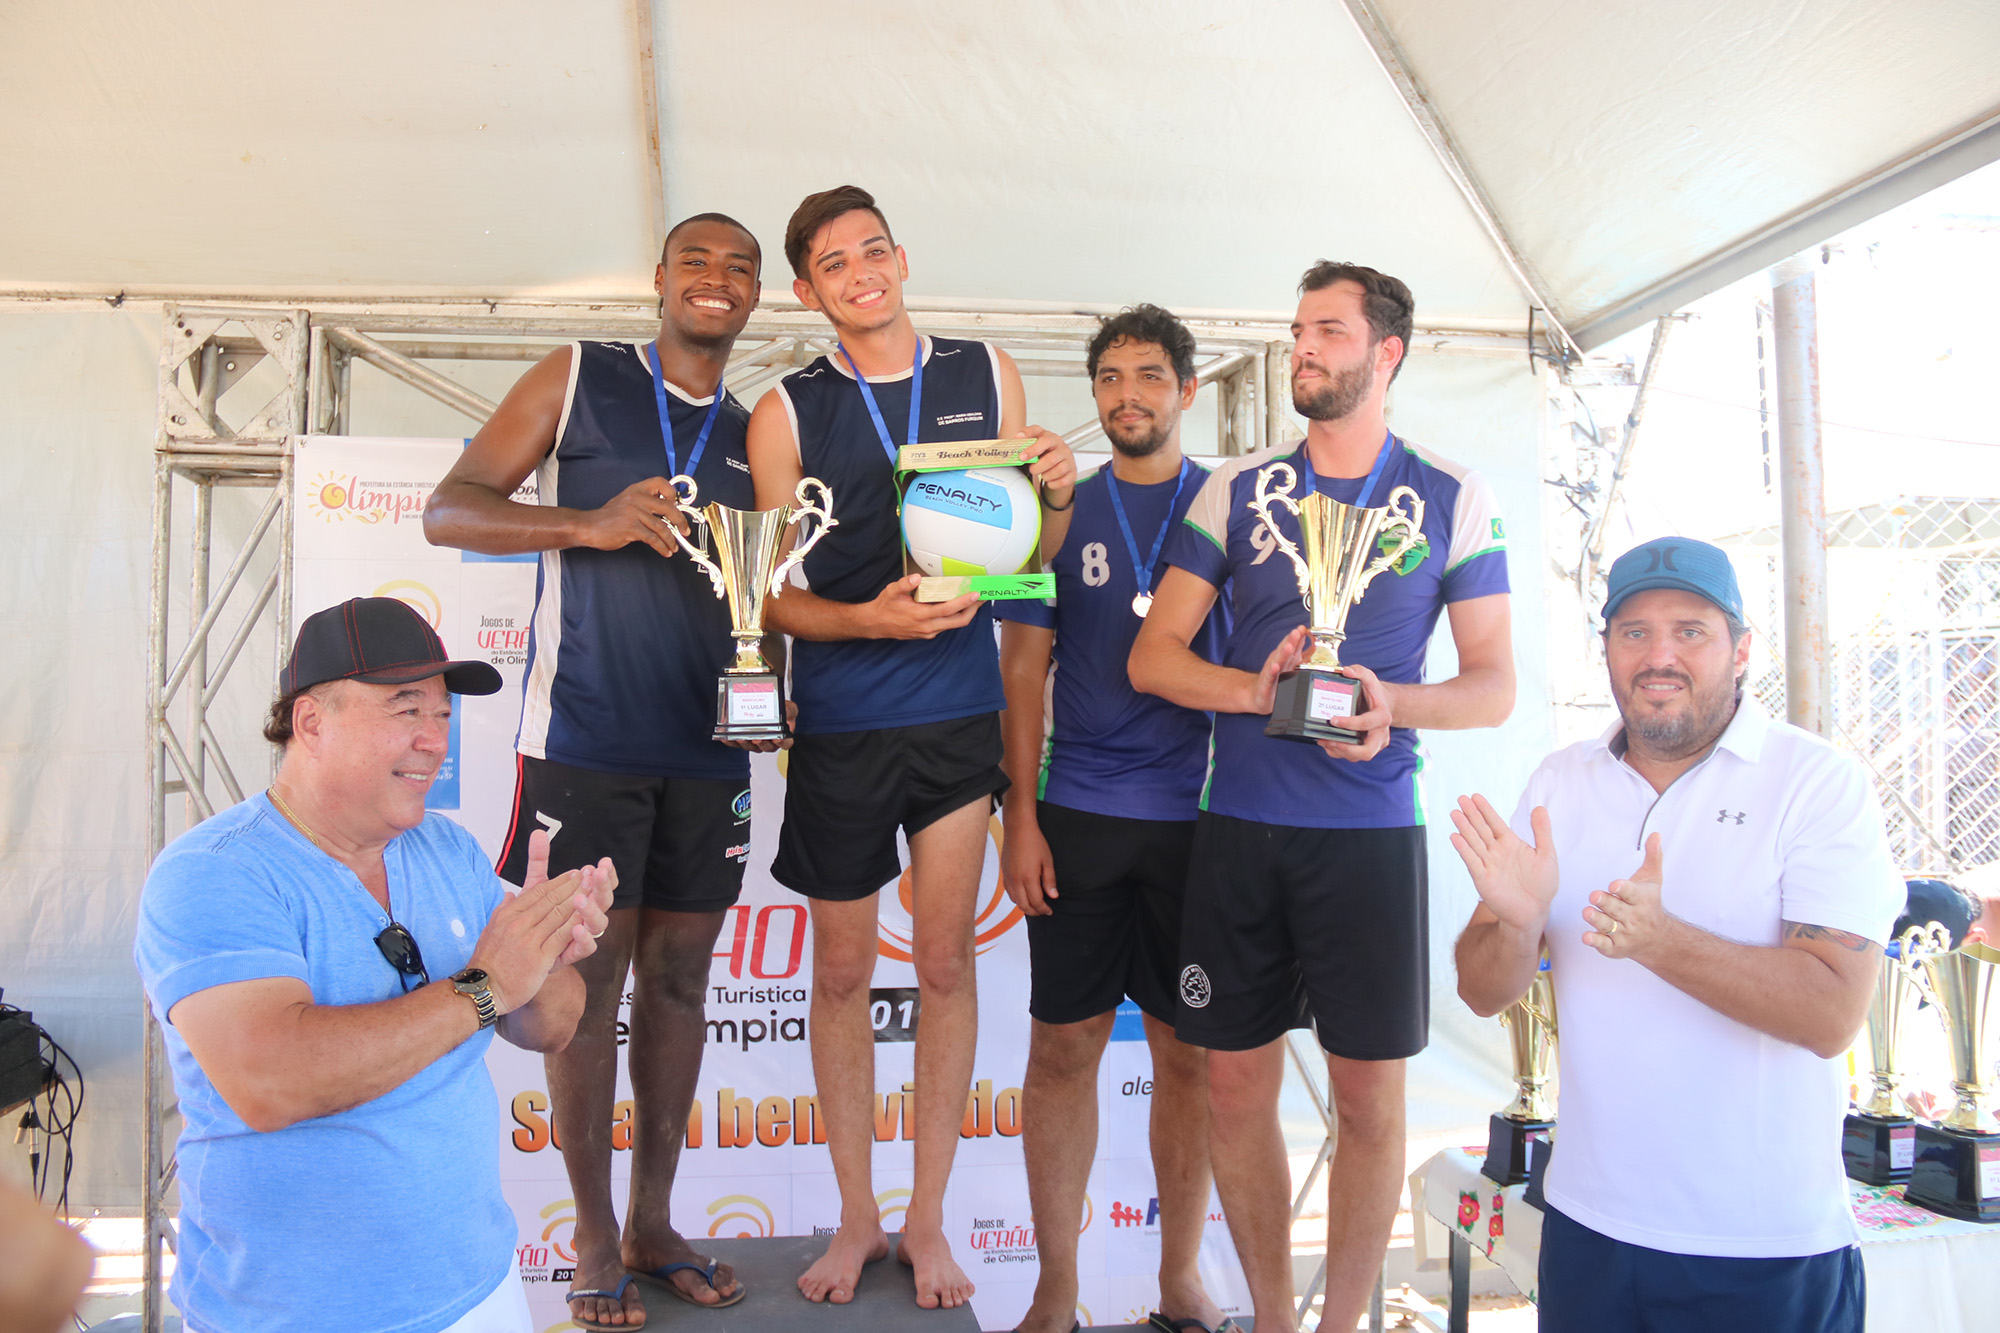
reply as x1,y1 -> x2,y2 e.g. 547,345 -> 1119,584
1449,794 -> 1558,935
472,830 -> 618,1012
1584,833 -> 1666,961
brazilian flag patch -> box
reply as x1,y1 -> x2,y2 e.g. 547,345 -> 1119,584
1379,530 -> 1430,575
1491,517 -> 1506,541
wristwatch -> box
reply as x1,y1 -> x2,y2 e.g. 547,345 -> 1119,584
450,967 -> 499,1030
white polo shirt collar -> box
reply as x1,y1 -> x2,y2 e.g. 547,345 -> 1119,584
1593,692 -> 1770,771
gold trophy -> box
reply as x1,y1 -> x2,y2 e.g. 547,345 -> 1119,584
671,476 -> 836,741
1482,959 -> 1558,1185
1246,461 -> 1425,743
1843,922 -> 1949,1184
1904,937 -> 2000,1222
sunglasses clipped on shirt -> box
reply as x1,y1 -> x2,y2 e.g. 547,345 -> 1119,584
374,921 -> 430,993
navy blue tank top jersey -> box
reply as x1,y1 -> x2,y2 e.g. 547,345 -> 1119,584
776,336 -> 1009,735
517,340 -> 754,779
996,462 -> 1229,821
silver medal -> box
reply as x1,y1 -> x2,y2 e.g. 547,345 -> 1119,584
1132,591 -> 1153,617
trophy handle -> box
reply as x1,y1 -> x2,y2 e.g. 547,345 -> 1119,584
1897,921 -> 1954,1007
665,475 -> 726,598
768,476 -> 839,597
1248,461 -> 1313,598
1351,484 -> 1428,602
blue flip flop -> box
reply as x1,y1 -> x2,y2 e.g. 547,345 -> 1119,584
628,1258 -> 748,1308
565,1274 -> 645,1331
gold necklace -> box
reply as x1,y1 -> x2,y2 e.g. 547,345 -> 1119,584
267,786 -> 324,850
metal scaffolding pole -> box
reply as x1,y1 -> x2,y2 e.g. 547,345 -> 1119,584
1770,256 -> 1831,735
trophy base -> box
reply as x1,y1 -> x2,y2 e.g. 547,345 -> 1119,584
1481,1113 -> 1555,1186
1265,668 -> 1362,745
713,672 -> 789,742
1902,1124 -> 2000,1222
1842,1110 -> 1917,1185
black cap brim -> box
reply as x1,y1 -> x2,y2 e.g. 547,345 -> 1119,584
350,659 -> 504,697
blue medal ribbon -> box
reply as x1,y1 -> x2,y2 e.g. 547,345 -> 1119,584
1295,429 -> 1395,508
1103,458 -> 1192,605
644,342 -> 724,481
838,338 -> 924,465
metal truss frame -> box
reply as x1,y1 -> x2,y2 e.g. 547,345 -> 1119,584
139,293 -> 1535,1330
143,303 -> 306,1332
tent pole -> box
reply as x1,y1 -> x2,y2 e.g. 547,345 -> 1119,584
1336,0 -> 1580,364
1771,256 -> 1830,735
1580,316 -> 1676,603
632,0 -> 667,258
142,448 -> 172,1333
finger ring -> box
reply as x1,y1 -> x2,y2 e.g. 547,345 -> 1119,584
1603,917 -> 1619,936
589,928 -> 605,939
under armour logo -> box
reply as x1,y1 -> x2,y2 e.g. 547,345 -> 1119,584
1717,809 -> 1745,825
1642,544 -> 1682,573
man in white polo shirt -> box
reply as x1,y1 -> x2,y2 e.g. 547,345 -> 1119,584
1449,537 -> 1900,1333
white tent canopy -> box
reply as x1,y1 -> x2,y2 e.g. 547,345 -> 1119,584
5,0 -> 1998,1223
6,0 -> 1996,343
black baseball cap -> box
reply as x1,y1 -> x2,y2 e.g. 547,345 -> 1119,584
281,597 -> 502,697
1896,876 -> 1982,949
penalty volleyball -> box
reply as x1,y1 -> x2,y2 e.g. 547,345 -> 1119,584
900,467 -> 1042,578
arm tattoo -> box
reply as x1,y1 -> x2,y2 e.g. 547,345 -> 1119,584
1782,920 -> 1875,953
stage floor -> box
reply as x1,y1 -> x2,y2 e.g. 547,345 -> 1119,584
669,1234 -> 979,1331
662,1235 -> 1257,1331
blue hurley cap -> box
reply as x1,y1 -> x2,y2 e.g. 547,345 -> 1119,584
1603,537 -> 1744,626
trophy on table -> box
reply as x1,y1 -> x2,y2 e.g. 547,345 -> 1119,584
1482,957 -> 1558,1186
671,476 -> 836,742
1246,462 -> 1425,744
1904,936 -> 2000,1222
1843,922 -> 1950,1184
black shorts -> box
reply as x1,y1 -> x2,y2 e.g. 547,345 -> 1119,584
771,713 -> 1008,902
496,755 -> 749,913
1027,802 -> 1195,1026
1175,811 -> 1428,1059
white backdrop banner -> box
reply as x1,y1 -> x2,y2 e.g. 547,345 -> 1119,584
291,435 -> 1249,1332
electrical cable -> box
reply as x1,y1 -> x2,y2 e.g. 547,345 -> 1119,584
0,1000 -> 84,1219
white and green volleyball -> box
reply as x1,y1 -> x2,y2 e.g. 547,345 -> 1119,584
900,467 -> 1042,578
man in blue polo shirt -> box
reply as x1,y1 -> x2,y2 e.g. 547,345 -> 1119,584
1131,263 -> 1514,1333
996,305 -> 1231,1333
134,598 -> 616,1333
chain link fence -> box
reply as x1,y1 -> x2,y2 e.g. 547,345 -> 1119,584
1722,497 -> 2000,877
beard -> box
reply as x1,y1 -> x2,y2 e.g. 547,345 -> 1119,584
1292,354 -> 1375,421
1105,408 -> 1173,459
1616,668 -> 1739,759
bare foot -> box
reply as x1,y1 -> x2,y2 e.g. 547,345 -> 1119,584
624,1229 -> 739,1307
568,1244 -> 647,1329
799,1222 -> 890,1304
898,1226 -> 975,1309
